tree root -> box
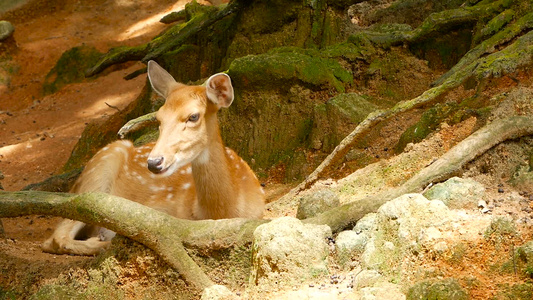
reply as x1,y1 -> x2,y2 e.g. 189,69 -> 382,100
85,0 -> 246,77
304,116 -> 533,232
0,191 -> 266,291
433,12 -> 533,86
362,0 -> 512,47
279,25 -> 533,202
117,112 -> 158,139
1,117 -> 532,290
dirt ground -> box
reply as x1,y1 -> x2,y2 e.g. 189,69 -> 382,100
0,0 -> 214,295
1,0 -> 533,299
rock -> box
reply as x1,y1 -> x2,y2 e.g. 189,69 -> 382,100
201,285 -> 234,300
423,177 -> 486,209
335,230 -> 368,268
250,217 -> 332,287
0,21 -> 14,41
352,270 -> 382,289
336,230 -> 369,253
361,194 -> 450,270
407,278 -> 468,300
354,213 -> 378,234
297,189 -> 340,219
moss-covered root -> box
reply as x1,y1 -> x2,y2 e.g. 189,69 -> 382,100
362,0 -> 512,47
85,44 -> 148,78
0,191 -> 214,291
86,0 -> 245,77
304,116 -> 533,232
281,26 -> 533,201
433,12 -> 533,86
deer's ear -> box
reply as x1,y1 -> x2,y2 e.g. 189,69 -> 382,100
206,73 -> 234,108
147,60 -> 178,98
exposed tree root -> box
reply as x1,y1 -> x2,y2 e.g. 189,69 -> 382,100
304,116 -> 533,231
433,12 -> 533,86
85,0 -> 245,77
362,0 -> 512,47
279,27 -> 533,202
1,116 -> 532,290
117,112 -> 158,139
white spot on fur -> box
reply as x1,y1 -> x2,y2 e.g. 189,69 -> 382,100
102,146 -> 109,151
136,175 -> 146,184
242,176 -> 247,180
150,185 -> 166,192
235,164 -> 240,169
186,166 -> 192,174
166,193 -> 174,200
182,182 -> 191,190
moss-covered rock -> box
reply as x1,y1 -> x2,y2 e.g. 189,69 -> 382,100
42,46 -> 103,95
228,47 -> 352,93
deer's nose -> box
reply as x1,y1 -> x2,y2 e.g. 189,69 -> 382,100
147,156 -> 164,173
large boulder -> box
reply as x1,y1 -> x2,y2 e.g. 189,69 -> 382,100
250,217 -> 332,288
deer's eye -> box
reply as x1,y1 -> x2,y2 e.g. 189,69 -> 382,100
188,113 -> 200,122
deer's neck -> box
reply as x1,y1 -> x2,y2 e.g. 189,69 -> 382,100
191,115 -> 236,219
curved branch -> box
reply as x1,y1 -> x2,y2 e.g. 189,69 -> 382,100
117,112 -> 158,139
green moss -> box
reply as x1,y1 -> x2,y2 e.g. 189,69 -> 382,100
478,9 -> 515,41
228,47 -> 352,93
395,102 -> 459,152
0,287 -> 17,300
42,46 -> 103,95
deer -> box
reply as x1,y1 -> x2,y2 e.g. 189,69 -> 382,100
42,61 -> 265,255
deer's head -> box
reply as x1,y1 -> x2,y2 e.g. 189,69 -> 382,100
146,60 -> 234,175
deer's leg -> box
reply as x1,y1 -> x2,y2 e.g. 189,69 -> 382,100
42,141 -> 132,255
42,219 -> 111,255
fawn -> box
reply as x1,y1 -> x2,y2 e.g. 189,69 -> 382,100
42,61 -> 265,255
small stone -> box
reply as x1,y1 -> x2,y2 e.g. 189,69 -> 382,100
498,188 -> 505,193
0,21 -> 15,41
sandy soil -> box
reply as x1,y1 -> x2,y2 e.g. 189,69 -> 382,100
0,0 -> 209,295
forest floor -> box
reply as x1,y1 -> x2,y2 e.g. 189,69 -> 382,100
1,0 -> 533,299
0,0 -> 216,295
